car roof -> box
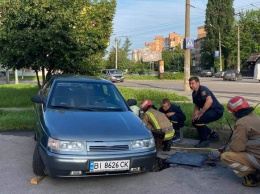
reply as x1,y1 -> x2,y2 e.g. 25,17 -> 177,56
49,74 -> 111,84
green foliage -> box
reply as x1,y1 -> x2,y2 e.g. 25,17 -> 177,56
161,72 -> 184,80
118,87 -> 190,105
0,109 -> 36,131
162,45 -> 184,72
239,10 -> 260,64
202,0 -> 235,70
124,72 -> 184,80
107,37 -> 132,71
0,84 -> 39,107
0,0 -> 116,81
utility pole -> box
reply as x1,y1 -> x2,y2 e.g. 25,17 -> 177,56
237,25 -> 240,72
184,0 -> 190,92
115,38 -> 118,69
218,31 -> 222,71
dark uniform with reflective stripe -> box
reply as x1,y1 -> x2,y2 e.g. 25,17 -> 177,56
192,85 -> 224,141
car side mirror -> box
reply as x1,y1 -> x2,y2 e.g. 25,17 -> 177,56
31,95 -> 44,104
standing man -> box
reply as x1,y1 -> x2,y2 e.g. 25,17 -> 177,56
189,76 -> 223,148
220,96 -> 260,187
159,98 -> 186,142
140,100 -> 174,151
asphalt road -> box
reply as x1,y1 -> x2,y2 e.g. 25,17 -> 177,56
118,77 -> 260,106
0,131 -> 259,194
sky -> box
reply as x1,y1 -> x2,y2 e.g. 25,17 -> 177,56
109,0 -> 260,52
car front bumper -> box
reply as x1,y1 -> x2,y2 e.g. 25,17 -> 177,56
40,146 -> 156,177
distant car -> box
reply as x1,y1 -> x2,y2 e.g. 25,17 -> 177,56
140,72 -> 156,76
31,75 -> 156,178
223,70 -> 242,81
200,70 -> 213,77
131,72 -> 139,75
101,69 -> 124,82
169,70 -> 180,74
214,71 -> 225,78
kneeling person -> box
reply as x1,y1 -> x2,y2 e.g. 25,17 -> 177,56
140,100 -> 174,151
159,98 -> 186,142
220,96 -> 260,187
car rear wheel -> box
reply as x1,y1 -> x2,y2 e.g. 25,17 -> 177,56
32,142 -> 46,176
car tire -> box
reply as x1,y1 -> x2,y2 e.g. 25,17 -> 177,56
223,78 -> 226,81
32,142 -> 46,176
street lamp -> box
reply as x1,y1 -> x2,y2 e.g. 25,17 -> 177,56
210,24 -> 222,71
115,38 -> 118,69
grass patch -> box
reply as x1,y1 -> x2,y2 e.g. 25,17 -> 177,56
0,109 -> 36,131
0,84 -> 39,107
124,72 -> 184,80
118,87 -> 189,105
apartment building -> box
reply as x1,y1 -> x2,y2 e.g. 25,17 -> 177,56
192,26 -> 206,72
145,32 -> 184,52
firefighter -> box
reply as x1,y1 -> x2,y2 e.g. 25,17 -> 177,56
140,100 -> 174,151
159,98 -> 186,142
189,76 -> 223,148
220,96 -> 260,187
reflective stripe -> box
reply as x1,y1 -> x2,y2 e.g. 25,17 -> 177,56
246,138 -> 260,146
194,123 -> 205,126
165,130 -> 174,140
229,163 -> 240,169
146,111 -> 160,129
233,170 -> 239,174
246,153 -> 260,170
239,166 -> 249,172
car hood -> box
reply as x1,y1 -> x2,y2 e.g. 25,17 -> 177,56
44,109 -> 151,141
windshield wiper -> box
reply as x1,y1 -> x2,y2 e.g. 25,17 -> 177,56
91,107 -> 124,111
51,105 -> 93,111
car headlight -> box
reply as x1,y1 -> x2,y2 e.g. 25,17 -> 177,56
48,137 -> 84,151
130,138 -> 155,149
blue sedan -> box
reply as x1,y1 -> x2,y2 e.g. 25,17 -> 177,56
31,75 -> 156,178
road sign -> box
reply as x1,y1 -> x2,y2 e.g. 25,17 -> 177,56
184,38 -> 194,49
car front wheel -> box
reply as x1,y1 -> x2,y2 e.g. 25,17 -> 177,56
32,142 -> 46,176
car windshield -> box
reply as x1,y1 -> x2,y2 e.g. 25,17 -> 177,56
48,81 -> 128,111
110,70 -> 121,74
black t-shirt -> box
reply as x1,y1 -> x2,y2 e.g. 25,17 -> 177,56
192,85 -> 223,113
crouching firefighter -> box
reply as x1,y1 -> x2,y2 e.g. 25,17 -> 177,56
220,96 -> 260,187
140,100 -> 174,151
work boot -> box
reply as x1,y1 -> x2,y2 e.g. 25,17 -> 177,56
171,135 -> 181,143
194,140 -> 210,148
209,131 -> 219,142
242,171 -> 260,187
162,141 -> 171,151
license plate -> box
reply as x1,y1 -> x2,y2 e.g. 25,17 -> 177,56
89,160 -> 130,172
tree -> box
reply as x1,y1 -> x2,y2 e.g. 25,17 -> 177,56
238,10 -> 260,64
0,0 -> 116,87
202,0 -> 235,70
162,50 -> 174,71
107,37 -> 132,71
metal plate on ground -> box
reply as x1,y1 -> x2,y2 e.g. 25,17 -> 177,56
165,152 -> 207,167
